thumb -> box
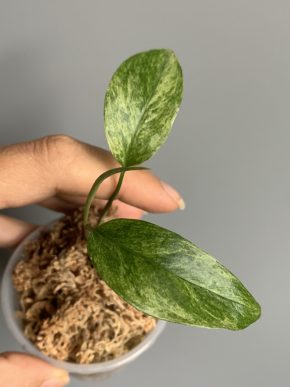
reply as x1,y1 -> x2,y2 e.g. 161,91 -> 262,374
0,352 -> 70,387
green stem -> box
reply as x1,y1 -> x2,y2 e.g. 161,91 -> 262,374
83,167 -> 125,228
83,166 -> 149,230
97,169 -> 125,225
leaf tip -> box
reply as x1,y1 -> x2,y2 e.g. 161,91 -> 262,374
233,299 -> 262,331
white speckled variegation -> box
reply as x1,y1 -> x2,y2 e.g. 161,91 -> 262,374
88,219 -> 261,330
104,49 -> 183,166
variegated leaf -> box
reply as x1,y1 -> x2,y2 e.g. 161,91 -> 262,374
88,219 -> 261,330
104,49 -> 183,166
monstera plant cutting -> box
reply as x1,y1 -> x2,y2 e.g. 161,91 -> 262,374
4,49 -> 261,376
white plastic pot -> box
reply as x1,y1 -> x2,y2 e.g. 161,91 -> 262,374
1,224 -> 166,380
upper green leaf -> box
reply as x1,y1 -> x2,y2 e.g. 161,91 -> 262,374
88,219 -> 261,330
104,49 -> 183,166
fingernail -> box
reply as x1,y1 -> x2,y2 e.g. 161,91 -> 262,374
40,371 -> 70,387
161,181 -> 185,210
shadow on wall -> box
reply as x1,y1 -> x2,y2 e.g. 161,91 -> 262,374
0,47 -> 62,146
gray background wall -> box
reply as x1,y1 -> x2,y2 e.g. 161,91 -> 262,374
0,1 -> 289,386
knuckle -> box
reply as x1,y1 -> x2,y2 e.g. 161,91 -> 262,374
46,134 -> 75,147
34,135 -> 78,170
39,134 -> 76,155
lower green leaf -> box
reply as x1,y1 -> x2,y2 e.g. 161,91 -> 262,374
87,219 -> 261,330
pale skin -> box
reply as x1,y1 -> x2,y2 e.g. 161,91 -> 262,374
0,135 -> 184,387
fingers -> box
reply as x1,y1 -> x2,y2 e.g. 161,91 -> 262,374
0,135 -> 184,213
0,215 -> 37,248
56,139 -> 185,212
39,197 -> 83,213
118,173 -> 185,213
39,195 -> 109,213
0,352 -> 69,387
113,201 -> 145,219
40,196 -> 144,219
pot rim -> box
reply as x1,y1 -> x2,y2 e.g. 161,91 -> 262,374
1,222 -> 166,375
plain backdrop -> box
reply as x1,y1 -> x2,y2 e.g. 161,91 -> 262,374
0,1 -> 289,386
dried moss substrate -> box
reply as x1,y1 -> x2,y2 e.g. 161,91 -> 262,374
13,209 -> 156,364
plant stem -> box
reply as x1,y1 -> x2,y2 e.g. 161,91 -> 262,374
83,167 -> 125,228
97,169 -> 125,225
83,166 -> 149,230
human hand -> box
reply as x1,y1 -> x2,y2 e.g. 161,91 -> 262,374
0,135 -> 184,386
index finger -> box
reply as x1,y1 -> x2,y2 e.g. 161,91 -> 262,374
0,135 -> 184,212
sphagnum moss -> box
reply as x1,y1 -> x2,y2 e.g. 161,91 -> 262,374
13,208 -> 156,364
